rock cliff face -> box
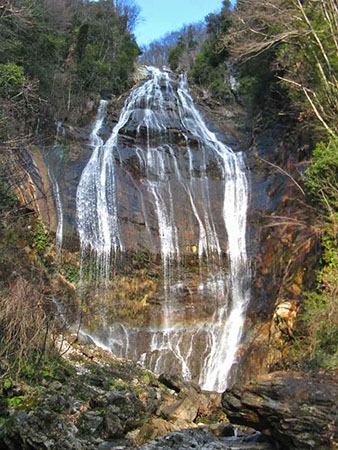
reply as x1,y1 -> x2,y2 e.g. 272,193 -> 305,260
14,68 -> 319,389
237,123 -> 318,381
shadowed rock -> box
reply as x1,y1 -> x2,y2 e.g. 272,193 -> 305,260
221,371 -> 338,450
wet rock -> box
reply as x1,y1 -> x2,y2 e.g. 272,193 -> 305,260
136,428 -> 229,450
221,371 -> 338,450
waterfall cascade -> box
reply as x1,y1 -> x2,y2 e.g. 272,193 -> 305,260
42,120 -> 68,259
76,67 -> 250,392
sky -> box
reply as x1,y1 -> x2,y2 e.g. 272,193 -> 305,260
134,0 -> 224,47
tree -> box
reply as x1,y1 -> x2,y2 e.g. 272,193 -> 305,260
223,0 -> 338,135
0,63 -> 24,97
0,0 -> 142,124
139,23 -> 207,69
279,0 -> 338,136
189,1 -> 233,101
168,37 -> 186,71
114,0 -> 141,32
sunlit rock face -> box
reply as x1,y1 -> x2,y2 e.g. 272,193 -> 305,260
75,68 -> 251,393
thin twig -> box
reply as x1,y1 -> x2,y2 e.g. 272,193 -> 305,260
258,156 -> 306,196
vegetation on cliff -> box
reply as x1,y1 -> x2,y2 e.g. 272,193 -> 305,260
0,0 -> 141,396
223,0 -> 338,370
0,0 -> 141,136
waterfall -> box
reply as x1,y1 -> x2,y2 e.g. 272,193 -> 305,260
46,121 -> 65,257
76,67 -> 250,392
76,99 -> 124,281
49,166 -> 63,256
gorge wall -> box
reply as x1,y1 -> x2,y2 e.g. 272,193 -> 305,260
15,67 -> 318,391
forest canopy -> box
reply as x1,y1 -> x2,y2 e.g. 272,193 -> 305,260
0,0 -> 141,134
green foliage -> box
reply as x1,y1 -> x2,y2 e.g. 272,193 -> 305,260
7,396 -> 24,408
61,262 -> 79,284
188,2 -> 233,103
0,63 -> 24,98
276,0 -> 338,133
190,39 -> 222,81
0,0 -> 141,128
305,138 -> 338,210
291,135 -> 338,368
33,219 -> 48,253
209,77 -> 232,102
237,48 -> 288,113
297,230 -> 338,369
0,177 -> 19,210
168,41 -> 185,71
189,38 -> 229,99
291,135 -> 338,372
3,379 -> 12,390
75,23 -> 89,62
74,21 -> 140,96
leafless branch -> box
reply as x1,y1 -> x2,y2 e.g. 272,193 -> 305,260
258,155 -> 306,196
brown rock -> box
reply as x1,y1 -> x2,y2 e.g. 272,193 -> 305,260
136,417 -> 178,445
160,394 -> 200,422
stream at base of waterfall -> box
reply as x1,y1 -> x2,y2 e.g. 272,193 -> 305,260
75,67 -> 250,393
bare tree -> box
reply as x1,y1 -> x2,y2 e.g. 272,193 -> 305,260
223,0 -> 338,135
221,0 -> 298,60
139,22 -> 207,68
114,0 -> 141,32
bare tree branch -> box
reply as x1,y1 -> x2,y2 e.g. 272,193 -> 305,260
258,155 -> 306,196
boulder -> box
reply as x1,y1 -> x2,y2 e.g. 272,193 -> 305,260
158,373 -> 201,394
221,371 -> 338,449
0,409 -> 84,450
135,417 -> 178,445
160,394 -> 200,422
157,374 -> 201,423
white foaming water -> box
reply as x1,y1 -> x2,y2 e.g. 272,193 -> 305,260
76,67 -> 250,392
176,75 -> 250,390
76,99 -> 123,281
46,121 -> 65,258
50,167 -> 63,256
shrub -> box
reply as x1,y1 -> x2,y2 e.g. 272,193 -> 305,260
305,138 -> 338,211
0,63 -> 24,98
0,276 -> 53,379
298,229 -> 338,369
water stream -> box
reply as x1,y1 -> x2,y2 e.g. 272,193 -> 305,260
45,121 -> 66,259
76,67 -> 250,392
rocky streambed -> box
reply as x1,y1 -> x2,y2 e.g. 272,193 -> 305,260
1,337 -> 336,450
0,337 -> 275,450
